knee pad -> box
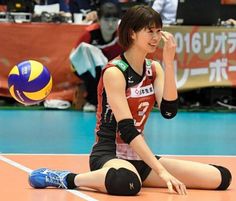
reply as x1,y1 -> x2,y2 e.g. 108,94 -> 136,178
105,168 -> 141,196
211,164 -> 232,190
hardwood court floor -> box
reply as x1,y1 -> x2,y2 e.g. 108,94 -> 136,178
0,154 -> 235,201
0,110 -> 235,200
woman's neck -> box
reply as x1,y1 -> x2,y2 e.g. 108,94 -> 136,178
124,47 -> 147,75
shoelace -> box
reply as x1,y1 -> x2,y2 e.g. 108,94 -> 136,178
45,173 -> 67,189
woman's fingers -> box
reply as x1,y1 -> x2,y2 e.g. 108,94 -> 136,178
161,31 -> 176,43
167,181 -> 174,193
161,31 -> 168,42
169,179 -> 187,195
161,31 -> 169,42
160,171 -> 187,195
181,183 -> 188,195
173,181 -> 182,195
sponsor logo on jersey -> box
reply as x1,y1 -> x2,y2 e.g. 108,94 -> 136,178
130,84 -> 154,97
112,59 -> 128,71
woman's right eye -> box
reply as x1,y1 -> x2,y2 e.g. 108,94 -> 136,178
148,29 -> 153,33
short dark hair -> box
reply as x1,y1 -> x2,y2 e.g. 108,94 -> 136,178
118,5 -> 162,50
97,2 -> 120,19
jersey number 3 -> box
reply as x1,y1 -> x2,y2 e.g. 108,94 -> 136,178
135,101 -> 149,127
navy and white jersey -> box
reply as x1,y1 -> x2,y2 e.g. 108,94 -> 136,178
94,54 -> 157,160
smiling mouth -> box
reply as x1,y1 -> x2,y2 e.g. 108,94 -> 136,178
149,43 -> 157,47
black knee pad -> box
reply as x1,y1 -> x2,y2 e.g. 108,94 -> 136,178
211,164 -> 232,190
105,168 -> 141,196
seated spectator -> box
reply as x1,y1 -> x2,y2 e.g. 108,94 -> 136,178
152,0 -> 178,24
69,0 -> 119,23
33,0 -> 72,23
70,2 -> 123,112
34,0 -> 70,12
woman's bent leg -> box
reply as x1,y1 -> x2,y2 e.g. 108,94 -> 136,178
143,157 -> 231,190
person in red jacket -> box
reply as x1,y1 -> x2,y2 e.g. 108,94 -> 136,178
70,2 -> 122,112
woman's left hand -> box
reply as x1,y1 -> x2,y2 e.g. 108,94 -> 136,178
159,169 -> 187,195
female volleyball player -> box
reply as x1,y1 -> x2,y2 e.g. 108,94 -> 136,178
29,5 -> 231,196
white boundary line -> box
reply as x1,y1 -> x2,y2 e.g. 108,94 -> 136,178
0,155 -> 99,201
0,155 -> 32,173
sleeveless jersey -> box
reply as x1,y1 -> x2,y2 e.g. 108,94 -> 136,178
94,54 -> 157,160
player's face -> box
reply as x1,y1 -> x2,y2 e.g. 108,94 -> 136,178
131,26 -> 162,53
100,17 -> 119,35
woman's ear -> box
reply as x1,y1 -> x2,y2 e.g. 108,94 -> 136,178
130,30 -> 136,40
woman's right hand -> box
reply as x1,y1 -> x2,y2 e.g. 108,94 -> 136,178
161,31 -> 176,67
158,169 -> 187,195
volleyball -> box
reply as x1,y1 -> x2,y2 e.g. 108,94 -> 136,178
8,60 -> 53,105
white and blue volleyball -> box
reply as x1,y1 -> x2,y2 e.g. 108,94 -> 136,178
8,60 -> 53,105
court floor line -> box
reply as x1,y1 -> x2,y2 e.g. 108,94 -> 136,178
0,155 -> 98,201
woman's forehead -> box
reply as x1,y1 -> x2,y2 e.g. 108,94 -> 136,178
145,25 -> 162,30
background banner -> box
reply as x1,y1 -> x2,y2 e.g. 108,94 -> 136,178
0,24 -> 236,101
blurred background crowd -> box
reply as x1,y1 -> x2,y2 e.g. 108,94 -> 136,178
0,0 -> 235,25
0,0 -> 236,112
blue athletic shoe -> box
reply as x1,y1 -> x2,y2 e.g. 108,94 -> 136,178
29,168 -> 71,189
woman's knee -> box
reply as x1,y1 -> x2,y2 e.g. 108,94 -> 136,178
105,168 -> 142,196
